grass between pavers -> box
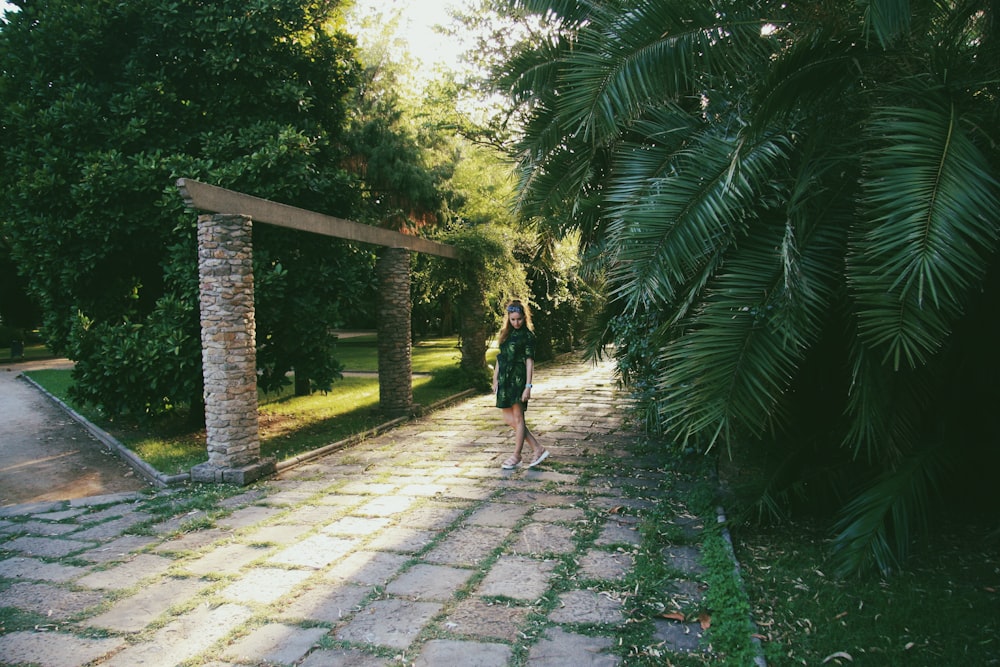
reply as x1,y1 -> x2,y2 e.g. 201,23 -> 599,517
0,443 -> 756,665
24,336 -> 494,474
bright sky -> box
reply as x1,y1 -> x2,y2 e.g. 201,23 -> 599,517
348,0 -> 473,79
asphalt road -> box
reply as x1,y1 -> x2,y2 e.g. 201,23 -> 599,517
0,358 -> 150,508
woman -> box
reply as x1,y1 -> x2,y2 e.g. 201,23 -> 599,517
492,299 -> 549,470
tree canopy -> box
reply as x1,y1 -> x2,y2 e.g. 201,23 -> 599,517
0,0 -> 369,415
493,0 -> 1000,574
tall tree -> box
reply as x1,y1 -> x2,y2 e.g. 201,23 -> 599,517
0,0 -> 364,415
494,0 -> 1000,574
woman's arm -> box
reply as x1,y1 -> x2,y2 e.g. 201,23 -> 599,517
522,357 -> 534,401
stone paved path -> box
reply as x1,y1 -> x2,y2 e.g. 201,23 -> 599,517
0,355 -> 717,666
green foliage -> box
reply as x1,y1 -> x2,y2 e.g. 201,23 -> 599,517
495,0 -> 1000,574
0,0 -> 367,419
26,335 -> 478,474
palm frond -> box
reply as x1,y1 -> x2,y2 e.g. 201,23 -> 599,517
831,445 -> 948,577
849,93 -> 1000,369
557,2 -> 773,145
604,125 -> 793,312
860,0 -> 912,48
841,328 -> 935,462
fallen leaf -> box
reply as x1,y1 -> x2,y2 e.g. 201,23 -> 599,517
698,612 -> 711,630
835,611 -> 848,620
822,651 -> 853,663
661,612 -> 685,621
985,586 -> 996,593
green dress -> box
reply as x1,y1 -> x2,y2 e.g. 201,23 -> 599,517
496,327 -> 535,409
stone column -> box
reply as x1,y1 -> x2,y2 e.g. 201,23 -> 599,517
376,246 -> 413,417
191,213 -> 275,485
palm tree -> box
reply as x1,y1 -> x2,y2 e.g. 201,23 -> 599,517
493,0 -> 1000,574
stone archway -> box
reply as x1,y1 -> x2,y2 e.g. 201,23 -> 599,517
178,179 -> 461,484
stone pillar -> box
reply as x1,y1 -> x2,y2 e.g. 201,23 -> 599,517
191,213 -> 275,485
376,246 -> 413,417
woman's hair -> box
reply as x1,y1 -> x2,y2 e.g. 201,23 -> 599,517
498,298 -> 534,344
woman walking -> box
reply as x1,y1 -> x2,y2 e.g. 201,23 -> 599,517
492,299 -> 549,470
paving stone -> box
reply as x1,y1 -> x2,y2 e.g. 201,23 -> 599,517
262,490 -> 319,506
400,503 -> 468,529
578,550 -> 634,581
443,484 -> 493,500
326,550 -> 409,585
500,490 -> 580,507
218,566 -> 312,604
476,555 -> 557,601
534,507 -> 587,523
412,639 -> 512,667
315,492 -> 366,507
4,535 -> 95,558
512,522 -> 577,555
651,618 -> 705,652
153,528 -> 231,553
268,479 -> 332,495
71,513 -> 150,541
396,483 -> 451,497
354,494 -> 415,517
8,520 -> 81,536
83,577 -> 208,632
216,488 -> 268,509
76,553 -> 174,590
465,502 -> 530,527
322,515 -> 392,536
0,630 -> 125,667
670,513 -> 705,539
662,545 -> 706,576
523,469 -> 579,485
221,623 -> 328,664
549,589 -> 624,624
337,481 -> 398,495
366,527 -> 436,553
280,503 -> 348,524
423,526 -> 508,566
35,508 -> 87,521
0,556 -> 88,582
385,563 -> 473,600
181,542 -> 271,576
100,602 -> 253,667
334,598 -> 441,649
527,626 -> 620,666
299,647 -> 390,667
240,522 -> 312,544
77,534 -> 159,563
664,579 -> 706,606
78,504 -> 136,523
216,504 -> 284,529
3,581 -> 105,619
594,521 -> 642,547
268,534 -> 355,568
278,582 -> 369,623
443,598 -> 531,641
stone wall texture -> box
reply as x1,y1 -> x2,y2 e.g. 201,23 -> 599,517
197,213 -> 261,469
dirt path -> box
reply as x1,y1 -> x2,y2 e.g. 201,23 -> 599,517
0,359 -> 150,507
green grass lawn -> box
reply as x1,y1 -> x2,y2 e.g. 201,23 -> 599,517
25,335 -> 487,474
0,343 -> 54,364
738,521 -> 1000,667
